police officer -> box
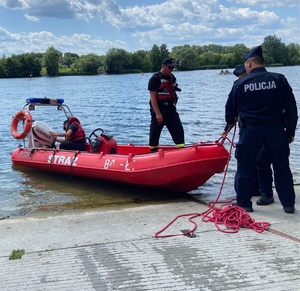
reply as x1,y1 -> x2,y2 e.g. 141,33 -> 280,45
148,58 -> 184,152
231,65 -> 274,200
225,46 -> 298,213
233,65 -> 247,78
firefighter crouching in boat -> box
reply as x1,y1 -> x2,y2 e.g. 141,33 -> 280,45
148,58 -> 185,152
50,116 -> 86,151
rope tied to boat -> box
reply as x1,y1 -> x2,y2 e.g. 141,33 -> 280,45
154,124 -> 271,238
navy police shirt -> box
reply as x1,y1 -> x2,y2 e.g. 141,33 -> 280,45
225,67 -> 298,137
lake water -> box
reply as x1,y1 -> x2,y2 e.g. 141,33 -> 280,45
1,67 -> 299,217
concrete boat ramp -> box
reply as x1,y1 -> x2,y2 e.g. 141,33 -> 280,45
0,186 -> 299,290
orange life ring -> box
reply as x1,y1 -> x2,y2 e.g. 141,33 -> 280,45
11,110 -> 33,139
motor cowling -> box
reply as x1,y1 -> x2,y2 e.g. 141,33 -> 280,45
28,120 -> 56,148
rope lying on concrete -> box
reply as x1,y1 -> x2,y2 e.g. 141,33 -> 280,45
154,204 -> 270,238
154,126 -> 270,239
202,203 -> 270,233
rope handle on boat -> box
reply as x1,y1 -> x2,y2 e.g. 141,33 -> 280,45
49,149 -> 57,173
154,124 -> 270,238
69,151 -> 79,179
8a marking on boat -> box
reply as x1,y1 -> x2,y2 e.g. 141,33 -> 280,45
104,159 -> 115,169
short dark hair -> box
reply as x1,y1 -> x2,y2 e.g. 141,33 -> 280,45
249,55 -> 265,65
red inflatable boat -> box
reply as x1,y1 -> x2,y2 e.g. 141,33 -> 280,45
11,98 -> 230,192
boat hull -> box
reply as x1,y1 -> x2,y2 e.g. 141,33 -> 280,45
11,142 -> 230,192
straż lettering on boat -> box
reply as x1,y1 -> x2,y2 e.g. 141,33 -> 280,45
48,154 -> 78,166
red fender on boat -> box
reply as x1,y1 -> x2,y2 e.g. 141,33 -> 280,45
11,110 -> 33,139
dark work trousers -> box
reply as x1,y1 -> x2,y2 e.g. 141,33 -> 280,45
234,124 -> 295,208
256,145 -> 274,198
60,140 -> 86,151
252,173 -> 260,195
149,102 -> 184,147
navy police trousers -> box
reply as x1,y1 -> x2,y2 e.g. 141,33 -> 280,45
234,124 -> 295,208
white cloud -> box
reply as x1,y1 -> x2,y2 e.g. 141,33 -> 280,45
0,28 -> 126,55
0,26 -> 13,40
0,0 -> 29,9
227,0 -> 299,8
131,3 -> 283,49
0,0 -> 299,56
24,13 -> 39,21
115,1 -> 222,29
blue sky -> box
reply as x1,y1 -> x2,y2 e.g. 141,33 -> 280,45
0,0 -> 299,56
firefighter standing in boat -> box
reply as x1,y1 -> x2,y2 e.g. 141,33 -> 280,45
148,58 -> 185,152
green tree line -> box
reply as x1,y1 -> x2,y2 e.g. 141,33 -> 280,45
0,35 -> 299,78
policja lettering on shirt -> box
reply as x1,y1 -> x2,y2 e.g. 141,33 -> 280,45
244,81 -> 276,92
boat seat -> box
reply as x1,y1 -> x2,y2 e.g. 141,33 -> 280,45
84,143 -> 91,152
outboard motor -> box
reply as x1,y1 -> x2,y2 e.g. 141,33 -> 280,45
27,121 -> 56,148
